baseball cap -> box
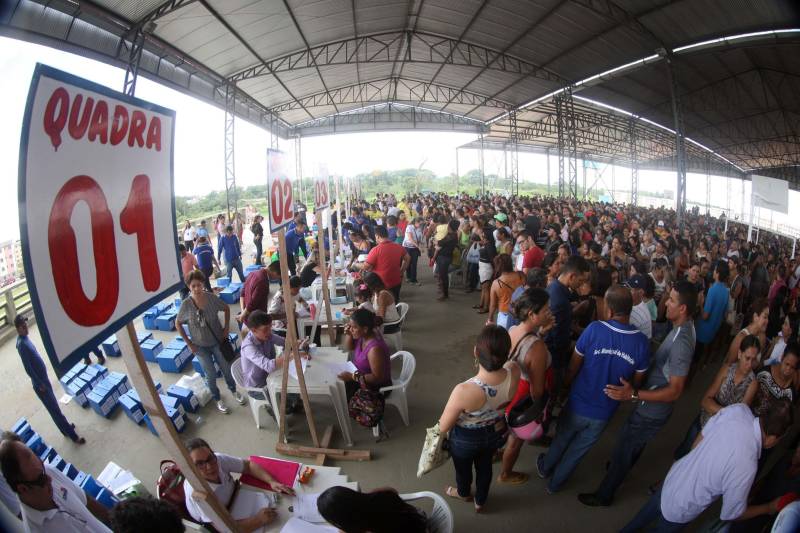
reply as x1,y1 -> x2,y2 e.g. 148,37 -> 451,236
494,213 -> 508,223
657,220 -> 665,227
13,315 -> 28,328
624,274 -> 648,290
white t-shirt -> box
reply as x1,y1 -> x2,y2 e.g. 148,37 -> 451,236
20,464 -> 111,533
0,470 -> 20,517
630,301 -> 653,339
184,453 -> 245,523
660,404 -> 760,524
183,226 -> 196,241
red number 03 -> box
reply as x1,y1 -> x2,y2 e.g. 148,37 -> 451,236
47,174 -> 161,326
270,178 -> 293,225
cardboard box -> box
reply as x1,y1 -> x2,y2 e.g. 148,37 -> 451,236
136,331 -> 153,344
160,394 -> 185,417
156,348 -> 189,373
67,380 -> 91,408
101,335 -> 121,357
139,339 -> 163,362
219,286 -> 239,304
167,385 -> 199,413
155,312 -> 176,331
87,389 -> 118,418
119,393 -> 145,425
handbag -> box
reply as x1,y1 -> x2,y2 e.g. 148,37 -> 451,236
348,374 -> 385,428
192,298 -> 237,363
416,421 -> 450,478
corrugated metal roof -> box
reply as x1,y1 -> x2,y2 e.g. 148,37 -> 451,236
3,0 -> 799,177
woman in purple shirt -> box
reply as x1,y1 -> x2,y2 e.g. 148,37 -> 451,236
337,308 -> 392,401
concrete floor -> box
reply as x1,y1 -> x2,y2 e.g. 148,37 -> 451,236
1,260 -> 735,532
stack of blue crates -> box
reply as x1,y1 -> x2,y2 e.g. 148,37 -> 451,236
101,335 -> 122,357
167,384 -> 199,413
140,338 -> 163,362
155,305 -> 177,331
143,303 -> 171,330
12,418 -> 119,509
119,390 -> 145,425
156,338 -> 192,373
137,331 -> 153,343
62,363 -> 108,408
244,264 -> 260,278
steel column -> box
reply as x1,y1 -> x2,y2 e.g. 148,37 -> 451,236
224,83 -> 237,220
666,56 -> 687,229
122,29 -> 146,97
629,116 -> 639,206
455,148 -> 460,194
510,110 -> 519,196
546,148 -> 551,196
295,136 -> 303,207
555,88 -> 578,198
611,157 -> 616,202
705,154 -> 711,214
479,134 -> 485,196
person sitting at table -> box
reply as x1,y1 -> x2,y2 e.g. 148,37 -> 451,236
344,283 -> 375,317
299,250 -> 322,288
240,311 -> 307,414
182,438 -> 293,532
338,308 -> 392,401
267,276 -> 309,336
316,486 -> 428,533
363,271 -> 401,326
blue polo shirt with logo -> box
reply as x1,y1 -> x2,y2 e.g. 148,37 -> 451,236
569,320 -> 650,420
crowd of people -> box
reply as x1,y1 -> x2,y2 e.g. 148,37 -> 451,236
7,189 -> 800,532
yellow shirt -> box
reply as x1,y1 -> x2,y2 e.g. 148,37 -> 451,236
435,224 -> 448,241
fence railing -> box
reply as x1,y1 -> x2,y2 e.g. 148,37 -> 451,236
0,279 -> 31,342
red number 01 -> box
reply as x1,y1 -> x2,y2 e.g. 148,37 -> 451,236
47,174 -> 161,326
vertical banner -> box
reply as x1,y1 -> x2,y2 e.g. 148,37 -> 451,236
18,64 -> 180,374
313,166 -> 330,213
267,148 -> 294,232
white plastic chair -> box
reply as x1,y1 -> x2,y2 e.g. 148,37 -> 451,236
231,358 -> 275,429
378,351 -> 415,428
400,491 -> 453,533
382,302 -> 409,352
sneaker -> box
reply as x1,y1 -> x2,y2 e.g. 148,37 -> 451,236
233,392 -> 247,405
536,453 -> 548,479
216,400 -> 230,414
578,493 -> 610,507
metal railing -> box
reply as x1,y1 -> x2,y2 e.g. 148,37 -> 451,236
0,279 -> 31,342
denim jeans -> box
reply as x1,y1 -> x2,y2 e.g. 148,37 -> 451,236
594,409 -> 671,503
772,501 -> 800,533
405,247 -> 420,282
254,238 -> 263,265
436,257 -> 452,297
195,344 -> 237,401
540,408 -> 609,492
226,257 -> 245,283
449,423 -> 507,506
620,486 -> 686,533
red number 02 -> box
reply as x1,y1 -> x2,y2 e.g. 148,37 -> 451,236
270,178 -> 293,224
47,174 -> 161,326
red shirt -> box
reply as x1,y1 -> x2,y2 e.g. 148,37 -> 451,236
522,245 -> 544,270
365,241 -> 408,289
242,269 -> 271,314
181,253 -> 198,276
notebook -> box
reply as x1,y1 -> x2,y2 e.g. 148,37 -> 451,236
239,456 -> 302,491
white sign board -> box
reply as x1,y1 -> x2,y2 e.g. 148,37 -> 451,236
314,165 -> 330,212
267,148 -> 294,232
18,64 -> 180,373
752,174 -> 789,214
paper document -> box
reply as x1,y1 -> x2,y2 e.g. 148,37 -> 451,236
324,360 -> 357,376
280,517 -> 337,533
294,493 -> 325,523
288,357 -> 309,380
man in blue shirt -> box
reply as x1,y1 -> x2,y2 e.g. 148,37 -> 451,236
195,219 -> 210,241
217,225 -> 245,283
546,255 -> 591,394
691,260 -> 730,379
538,285 -> 649,494
14,316 -> 85,444
193,236 -> 218,292
284,220 -> 307,276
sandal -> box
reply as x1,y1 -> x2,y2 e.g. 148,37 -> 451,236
445,486 -> 473,502
472,304 -> 481,309
477,309 -> 489,314
496,471 -> 529,485
475,503 -> 485,513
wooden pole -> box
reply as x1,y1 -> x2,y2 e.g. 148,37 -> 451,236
315,208 -> 336,345
275,228 -> 320,447
335,177 -> 346,268
117,322 -> 240,532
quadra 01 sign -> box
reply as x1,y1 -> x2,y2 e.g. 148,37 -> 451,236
18,64 -> 182,375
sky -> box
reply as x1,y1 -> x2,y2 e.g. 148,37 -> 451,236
2,35 -> 799,243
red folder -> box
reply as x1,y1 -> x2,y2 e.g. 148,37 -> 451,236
239,456 -> 301,491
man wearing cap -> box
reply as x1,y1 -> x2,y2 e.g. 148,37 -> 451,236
14,316 -> 85,444
493,213 -> 511,249
626,275 -> 653,339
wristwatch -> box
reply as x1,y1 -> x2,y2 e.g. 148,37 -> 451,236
631,389 -> 640,402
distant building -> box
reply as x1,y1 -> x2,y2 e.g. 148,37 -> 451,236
13,240 -> 24,279
0,240 -> 24,287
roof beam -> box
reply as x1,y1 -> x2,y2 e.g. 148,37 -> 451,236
440,0 -> 570,113
281,0 -> 338,114
350,0 -> 364,110
196,0 -> 314,120
227,31 -> 567,85
426,0 -> 488,87
271,77 -> 514,114
133,0 -> 197,27
390,0 -> 425,81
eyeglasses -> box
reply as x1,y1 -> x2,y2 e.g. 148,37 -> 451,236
193,453 -> 218,469
20,468 -> 48,488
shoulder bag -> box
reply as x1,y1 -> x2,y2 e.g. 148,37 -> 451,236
348,374 -> 385,428
416,421 -> 450,478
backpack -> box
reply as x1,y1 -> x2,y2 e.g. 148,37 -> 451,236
157,460 -> 192,520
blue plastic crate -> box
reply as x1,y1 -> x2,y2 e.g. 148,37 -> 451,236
101,335 -> 121,357
155,312 -> 177,331
25,433 -> 46,456
87,389 -> 118,418
143,310 -> 158,330
72,471 -> 87,488
215,277 -> 230,288
167,385 -> 199,413
228,281 -> 243,292
80,475 -> 103,498
67,380 -> 91,408
48,454 -> 66,471
38,445 -> 57,462
139,339 -> 163,362
156,348 -> 188,373
11,418 -> 32,441
137,331 -> 153,343
95,488 -> 119,509
219,287 -> 239,304
160,394 -> 185,418
142,414 -> 158,436
119,393 -> 145,425
60,462 -> 79,480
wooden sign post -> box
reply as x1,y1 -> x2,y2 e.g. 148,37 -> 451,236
268,150 -> 368,464
335,176 -> 346,268
17,65 -> 239,530
313,171 -> 336,346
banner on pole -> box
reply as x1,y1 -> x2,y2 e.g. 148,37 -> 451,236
314,165 -> 330,212
18,64 -> 180,374
267,148 -> 294,232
